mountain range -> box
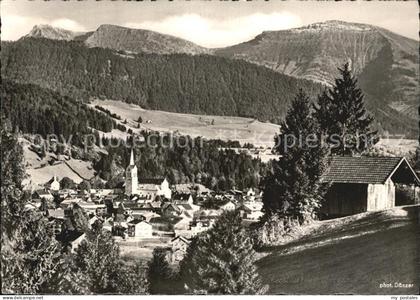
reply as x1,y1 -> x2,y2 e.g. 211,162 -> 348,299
4,20 -> 418,137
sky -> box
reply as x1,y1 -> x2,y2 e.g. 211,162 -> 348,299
1,0 -> 418,48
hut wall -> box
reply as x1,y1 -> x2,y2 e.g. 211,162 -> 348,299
367,179 -> 395,211
323,183 -> 367,217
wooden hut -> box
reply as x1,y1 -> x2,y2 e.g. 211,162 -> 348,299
321,156 -> 420,218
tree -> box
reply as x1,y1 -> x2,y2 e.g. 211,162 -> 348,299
71,224 -> 133,294
180,210 -> 266,294
1,117 -> 26,238
147,248 -> 172,294
262,89 -> 329,223
2,210 -> 64,294
1,117 -> 64,294
114,262 -> 149,294
60,177 -> 76,189
60,227 -> 148,294
313,63 -> 379,155
69,204 -> 90,233
78,180 -> 91,192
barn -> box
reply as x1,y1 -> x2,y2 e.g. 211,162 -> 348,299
321,156 -> 420,218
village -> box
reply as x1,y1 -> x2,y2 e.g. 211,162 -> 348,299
25,145 -> 420,268
26,149 -> 265,265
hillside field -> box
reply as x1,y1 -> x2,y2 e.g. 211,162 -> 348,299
20,137 -> 95,187
257,205 -> 420,295
90,99 -> 281,148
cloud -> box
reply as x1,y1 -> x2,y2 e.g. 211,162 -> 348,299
50,18 -> 86,32
124,12 -> 302,48
1,15 -> 86,40
2,14 -> 41,40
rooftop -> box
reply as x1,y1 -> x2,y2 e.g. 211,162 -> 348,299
322,156 -> 419,185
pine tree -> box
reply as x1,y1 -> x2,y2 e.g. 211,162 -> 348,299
147,248 -> 172,294
71,225 -> 122,294
1,210 -> 63,294
313,63 -> 379,155
262,89 -> 329,223
1,117 -> 26,238
1,117 -> 64,294
179,210 -> 266,295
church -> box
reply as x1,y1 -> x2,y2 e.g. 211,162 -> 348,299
125,149 -> 172,200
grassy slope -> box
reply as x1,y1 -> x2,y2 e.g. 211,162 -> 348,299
257,206 -> 420,295
20,137 -> 95,187
90,99 -> 280,148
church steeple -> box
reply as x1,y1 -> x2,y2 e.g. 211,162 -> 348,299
125,148 -> 138,196
129,148 -> 135,166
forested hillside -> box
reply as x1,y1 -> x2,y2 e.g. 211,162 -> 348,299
96,134 -> 267,190
2,36 -> 415,136
1,80 -> 267,190
1,38 -> 322,124
1,80 -> 116,146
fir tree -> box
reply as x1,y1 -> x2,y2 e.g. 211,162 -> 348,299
1,117 -> 64,294
1,117 -> 26,238
313,63 -> 379,155
147,248 -> 173,294
262,89 -> 329,222
179,210 -> 266,295
71,224 -> 122,294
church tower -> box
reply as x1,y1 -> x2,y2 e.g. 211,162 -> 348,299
125,149 -> 138,196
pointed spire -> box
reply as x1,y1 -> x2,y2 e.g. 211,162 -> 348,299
130,148 -> 135,166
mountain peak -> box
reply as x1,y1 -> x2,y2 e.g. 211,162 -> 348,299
85,24 -> 210,55
27,24 -> 85,41
293,20 -> 374,32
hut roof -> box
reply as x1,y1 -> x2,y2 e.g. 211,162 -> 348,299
323,156 -> 419,185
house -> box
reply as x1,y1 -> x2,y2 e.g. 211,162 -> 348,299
77,201 -> 99,216
95,204 -> 108,217
70,233 -> 86,253
321,156 -> 420,218
197,209 -> 222,220
240,202 -> 264,221
138,178 -> 172,200
220,200 -> 236,211
103,218 -> 114,232
47,208 -> 65,220
172,184 -> 193,194
59,197 -> 81,209
45,176 -> 60,191
190,220 -> 212,236
47,208 -> 66,235
173,193 -> 194,205
177,203 -> 200,214
89,216 -> 99,228
169,236 -> 191,263
127,220 -> 153,238
173,212 -> 193,231
162,202 -> 182,217
246,188 -> 256,197
33,189 -> 54,201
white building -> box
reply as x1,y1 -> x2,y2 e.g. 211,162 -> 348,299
220,201 -> 236,211
240,202 -> 264,221
46,176 -> 60,191
125,149 -> 138,196
127,220 -> 153,238
125,150 -> 172,199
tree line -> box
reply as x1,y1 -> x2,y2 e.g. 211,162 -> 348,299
95,133 -> 268,191
2,37 -> 322,124
1,80 -> 116,146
